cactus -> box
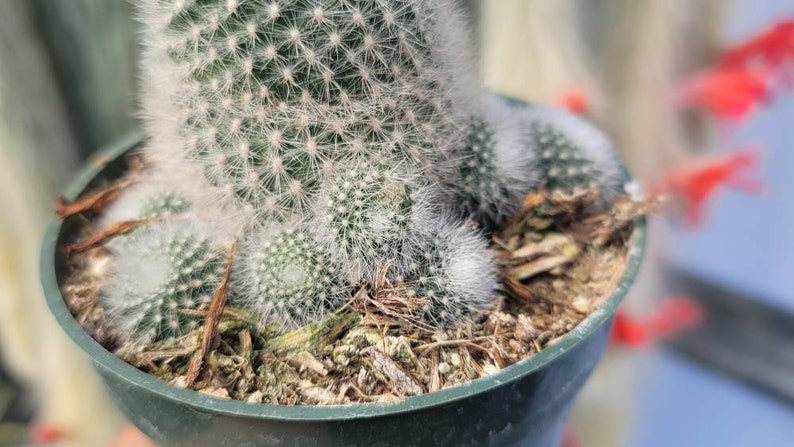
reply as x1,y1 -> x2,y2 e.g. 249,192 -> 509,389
525,106 -> 622,205
138,0 -> 474,222
101,183 -> 191,227
392,217 -> 500,326
449,94 -> 538,229
139,191 -> 190,218
316,162 -> 437,281
233,225 -> 349,329
95,0 -> 627,349
100,222 -> 229,347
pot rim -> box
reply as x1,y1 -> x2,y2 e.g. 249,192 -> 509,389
40,130 -> 647,422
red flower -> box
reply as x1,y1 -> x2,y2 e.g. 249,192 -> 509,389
610,297 -> 704,348
719,19 -> 794,74
610,311 -> 650,348
674,68 -> 772,121
31,423 -> 67,445
652,149 -> 763,225
560,427 -> 579,447
555,88 -> 591,115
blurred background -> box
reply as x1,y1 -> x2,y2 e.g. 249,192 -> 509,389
0,0 -> 792,446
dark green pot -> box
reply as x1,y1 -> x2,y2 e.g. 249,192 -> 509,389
41,131 -> 646,447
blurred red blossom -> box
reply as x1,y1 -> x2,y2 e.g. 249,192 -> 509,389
560,427 -> 579,447
676,18 -> 794,122
555,88 -> 591,115
675,19 -> 794,122
31,423 -> 67,445
610,296 -> 704,349
652,149 -> 763,225
719,19 -> 794,77
674,68 -> 773,121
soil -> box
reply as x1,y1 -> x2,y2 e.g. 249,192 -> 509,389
58,168 -> 652,406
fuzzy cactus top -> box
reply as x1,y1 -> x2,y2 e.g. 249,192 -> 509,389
139,0 -> 475,223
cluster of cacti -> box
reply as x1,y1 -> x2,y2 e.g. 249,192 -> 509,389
99,0 -> 623,347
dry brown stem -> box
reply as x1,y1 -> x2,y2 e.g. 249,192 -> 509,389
66,218 -> 158,253
55,179 -> 133,218
185,241 -> 236,387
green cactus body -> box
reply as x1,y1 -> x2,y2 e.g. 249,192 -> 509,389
450,94 -> 538,230
141,0 -> 470,222
101,223 -> 228,346
320,164 -> 433,281
526,107 -> 621,204
392,219 -> 499,326
236,226 -> 348,329
139,191 -> 191,219
454,117 -> 525,230
457,119 -> 501,211
101,182 -> 194,229
533,121 -> 603,193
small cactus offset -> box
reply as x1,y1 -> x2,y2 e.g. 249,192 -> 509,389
101,183 -> 191,227
234,225 -> 349,329
99,170 -> 234,227
448,94 -> 538,230
101,222 -> 229,347
96,0 -> 629,351
316,162 -> 436,282
524,106 -> 622,206
391,217 -> 500,326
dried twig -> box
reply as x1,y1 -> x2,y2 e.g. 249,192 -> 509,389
185,241 -> 236,387
66,218 -> 158,253
354,263 -> 436,332
414,336 -> 498,356
55,180 -> 133,218
509,254 -> 576,280
363,347 -> 424,396
499,193 -> 545,239
502,275 -> 533,301
569,196 -> 660,246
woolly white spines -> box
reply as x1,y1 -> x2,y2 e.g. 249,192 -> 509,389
137,0 -> 475,224
234,225 -> 349,329
98,172 -> 244,232
525,106 -> 623,206
99,181 -> 193,232
392,217 -> 500,326
317,163 -> 437,282
100,222 -> 228,347
450,94 -> 539,229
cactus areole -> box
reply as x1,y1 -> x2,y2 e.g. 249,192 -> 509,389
41,1 -> 647,446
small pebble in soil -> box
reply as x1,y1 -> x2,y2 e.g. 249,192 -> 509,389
481,364 -> 500,377
199,387 -> 230,399
246,391 -> 264,404
572,296 -> 590,314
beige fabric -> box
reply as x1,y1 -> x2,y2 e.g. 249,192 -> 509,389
0,2 -> 123,446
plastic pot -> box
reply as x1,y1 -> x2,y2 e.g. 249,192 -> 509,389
41,130 -> 646,447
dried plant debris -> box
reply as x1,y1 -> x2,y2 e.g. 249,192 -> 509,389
60,188 -> 649,406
